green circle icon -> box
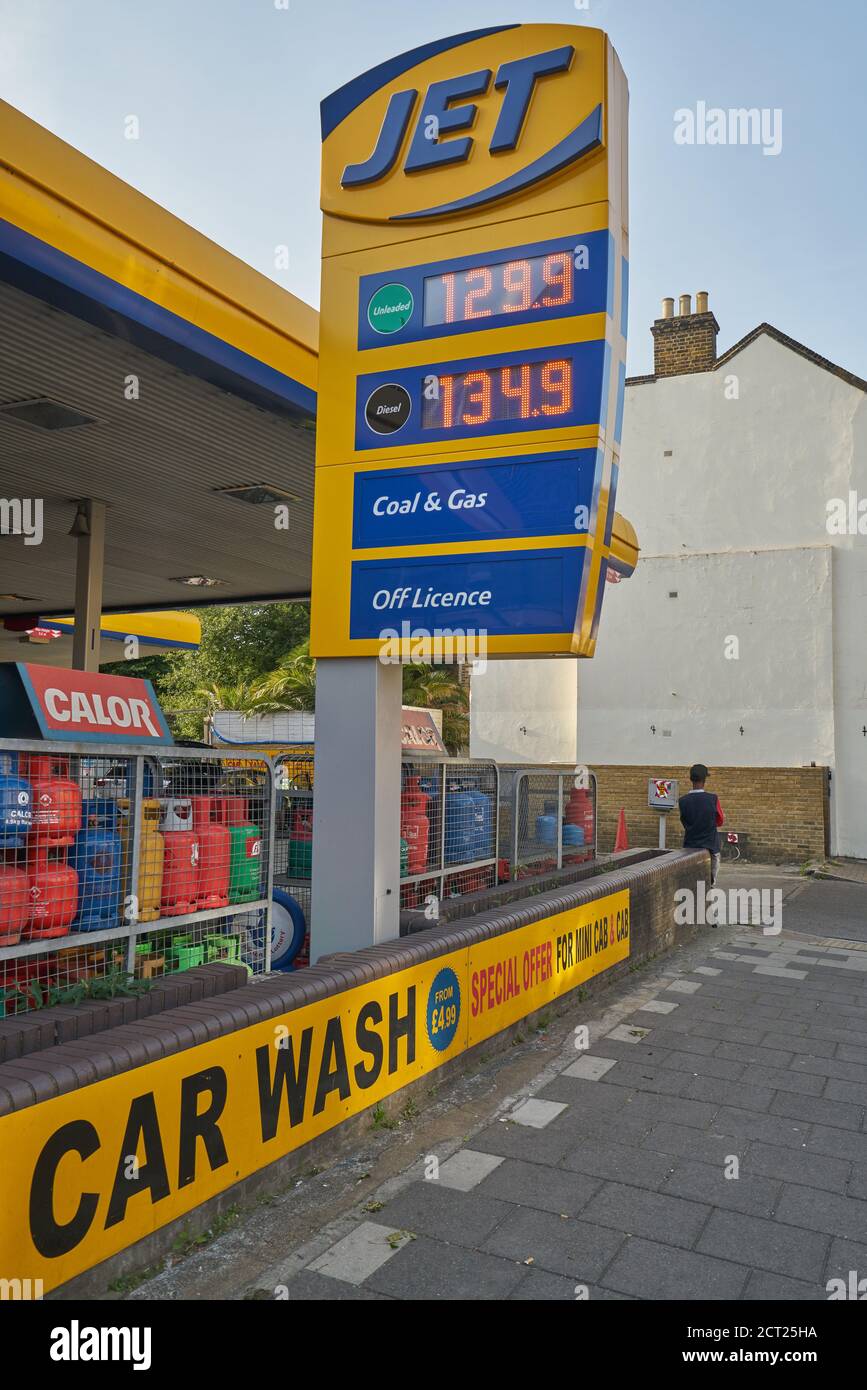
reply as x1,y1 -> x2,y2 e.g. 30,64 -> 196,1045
367,283 -> 414,335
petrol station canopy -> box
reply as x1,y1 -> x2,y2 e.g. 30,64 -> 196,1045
0,99 -> 636,660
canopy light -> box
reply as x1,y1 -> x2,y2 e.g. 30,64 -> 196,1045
0,397 -> 97,430
170,576 -> 229,587
213,482 -> 300,506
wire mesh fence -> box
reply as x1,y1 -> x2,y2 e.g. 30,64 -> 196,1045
270,751 -> 500,927
0,741 -> 275,1016
497,765 -> 597,881
399,758 -> 500,913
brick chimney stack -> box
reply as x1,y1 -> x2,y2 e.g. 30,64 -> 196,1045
651,291 -> 719,377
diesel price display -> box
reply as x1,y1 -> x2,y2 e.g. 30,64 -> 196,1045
356,342 -> 603,448
422,358 -> 572,431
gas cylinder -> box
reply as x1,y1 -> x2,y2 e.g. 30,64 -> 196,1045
216,798 -> 263,903
287,799 -> 313,878
466,787 -> 494,860
0,752 -> 31,847
565,786 -> 595,848
0,853 -> 29,946
400,777 -> 430,875
70,800 -> 122,931
26,840 -> 78,939
20,754 -> 81,843
444,782 -> 475,864
189,795 -> 230,910
118,798 -> 165,921
159,799 -> 200,915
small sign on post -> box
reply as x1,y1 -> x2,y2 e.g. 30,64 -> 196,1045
648,777 -> 678,849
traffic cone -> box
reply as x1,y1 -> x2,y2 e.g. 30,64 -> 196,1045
614,808 -> 629,852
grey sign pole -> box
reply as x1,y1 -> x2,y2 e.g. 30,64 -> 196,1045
311,657 -> 402,959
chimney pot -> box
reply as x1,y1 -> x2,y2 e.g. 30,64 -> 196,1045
679,294 -> 692,317
696,290 -> 709,314
661,297 -> 674,320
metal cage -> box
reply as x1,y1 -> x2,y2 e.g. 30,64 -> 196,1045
270,750 -> 500,929
497,764 -> 597,881
0,739 -> 276,1015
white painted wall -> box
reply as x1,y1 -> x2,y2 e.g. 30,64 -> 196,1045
470,330 -> 867,856
577,547 -> 834,767
470,658 -> 578,764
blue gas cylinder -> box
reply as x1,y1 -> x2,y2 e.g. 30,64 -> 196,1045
535,814 -> 558,845
563,823 -> 585,847
467,788 -> 494,859
0,752 -> 31,847
445,783 -> 476,863
70,799 -> 122,930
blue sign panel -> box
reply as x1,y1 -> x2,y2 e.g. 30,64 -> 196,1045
357,231 -> 610,349
352,449 -> 598,549
356,340 -> 605,449
349,547 -> 587,638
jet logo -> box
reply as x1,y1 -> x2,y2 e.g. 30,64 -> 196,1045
340,45 -> 602,220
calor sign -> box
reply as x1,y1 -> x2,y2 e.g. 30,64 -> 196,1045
0,664 -> 172,744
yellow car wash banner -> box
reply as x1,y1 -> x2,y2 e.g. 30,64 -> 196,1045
468,889 -> 630,1044
0,889 -> 627,1293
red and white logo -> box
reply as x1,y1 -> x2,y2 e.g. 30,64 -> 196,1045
21,665 -> 170,742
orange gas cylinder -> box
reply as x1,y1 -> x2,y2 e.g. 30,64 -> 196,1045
189,795 -> 230,910
400,776 -> 430,876
20,754 -> 81,843
159,799 -> 199,916
0,854 -> 29,946
26,840 -> 78,939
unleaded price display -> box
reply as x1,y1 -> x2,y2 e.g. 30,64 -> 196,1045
422,251 -> 574,326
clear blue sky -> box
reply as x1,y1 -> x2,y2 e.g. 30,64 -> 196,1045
2,0 -> 864,377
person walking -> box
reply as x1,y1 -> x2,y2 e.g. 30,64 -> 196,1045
678,763 -> 724,886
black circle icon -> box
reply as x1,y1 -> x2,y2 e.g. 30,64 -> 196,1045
365,383 -> 412,436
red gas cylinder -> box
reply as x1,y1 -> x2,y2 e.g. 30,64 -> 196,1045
26,840 -> 78,939
400,777 -> 430,876
0,855 -> 29,946
220,795 -> 249,827
20,754 -> 81,843
159,799 -> 200,916
565,787 -> 595,846
189,795 -> 230,910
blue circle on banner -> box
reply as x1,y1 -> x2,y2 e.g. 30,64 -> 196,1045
427,967 -> 461,1052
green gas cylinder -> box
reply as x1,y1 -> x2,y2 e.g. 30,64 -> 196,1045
219,797 -> 263,903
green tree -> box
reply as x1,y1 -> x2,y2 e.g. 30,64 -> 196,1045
255,639 -> 317,711
103,602 -> 310,739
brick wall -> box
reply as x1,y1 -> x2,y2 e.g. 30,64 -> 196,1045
593,765 -> 829,863
651,309 -> 719,376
